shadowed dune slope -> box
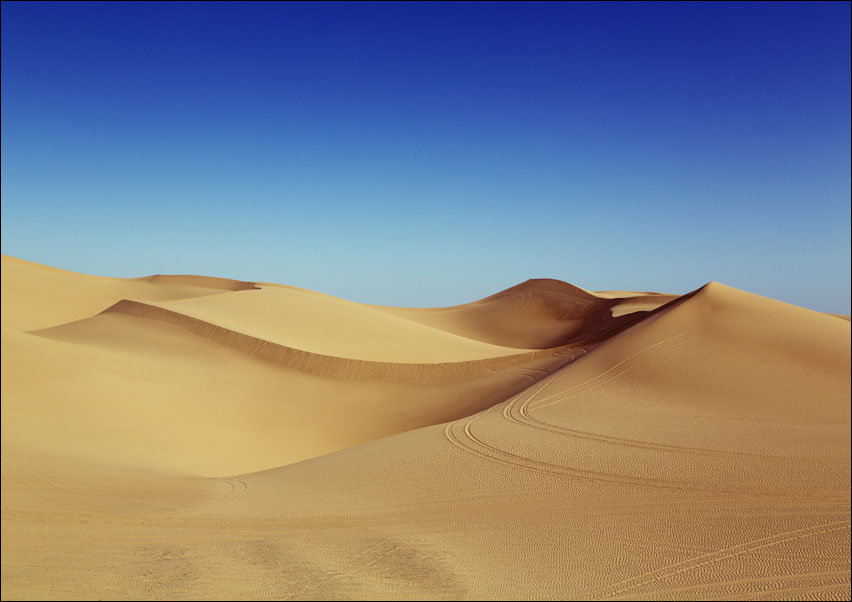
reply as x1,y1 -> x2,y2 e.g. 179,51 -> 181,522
377,278 -> 679,349
598,291 -> 681,316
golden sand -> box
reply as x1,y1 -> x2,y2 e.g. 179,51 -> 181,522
2,255 -> 849,600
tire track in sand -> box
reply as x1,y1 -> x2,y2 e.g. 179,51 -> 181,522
443,330 -> 842,497
592,519 -> 851,600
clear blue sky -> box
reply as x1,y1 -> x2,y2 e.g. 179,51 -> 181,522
2,1 -> 850,311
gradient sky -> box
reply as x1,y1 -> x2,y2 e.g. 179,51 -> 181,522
2,1 -> 850,311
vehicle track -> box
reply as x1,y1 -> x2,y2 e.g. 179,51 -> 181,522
593,519 -> 852,600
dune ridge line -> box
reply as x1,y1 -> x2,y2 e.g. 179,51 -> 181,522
101,299 -> 582,381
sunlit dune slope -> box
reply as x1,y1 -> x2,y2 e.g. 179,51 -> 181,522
1,255 -> 256,331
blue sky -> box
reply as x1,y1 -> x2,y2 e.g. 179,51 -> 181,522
2,1 -> 850,311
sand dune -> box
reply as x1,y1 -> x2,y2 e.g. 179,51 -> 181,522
377,278 -> 677,348
3,256 -> 591,475
1,255 -> 849,600
1,255 -> 256,331
6,315 -> 576,475
97,286 -> 536,363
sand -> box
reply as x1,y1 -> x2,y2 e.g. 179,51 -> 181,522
2,254 -> 849,600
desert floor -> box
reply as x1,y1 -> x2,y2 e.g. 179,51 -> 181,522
2,255 -> 849,600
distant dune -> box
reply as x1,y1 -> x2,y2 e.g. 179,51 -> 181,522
2,255 -> 849,600
377,278 -> 679,348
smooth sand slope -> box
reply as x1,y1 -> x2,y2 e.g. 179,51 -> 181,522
1,255 -> 849,600
1,255 -> 258,331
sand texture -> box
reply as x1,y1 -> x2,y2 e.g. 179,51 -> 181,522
2,255 -> 849,600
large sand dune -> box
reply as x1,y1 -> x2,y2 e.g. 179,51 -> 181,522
1,255 -> 849,600
377,278 -> 678,348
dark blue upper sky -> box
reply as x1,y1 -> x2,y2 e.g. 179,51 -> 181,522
2,1 -> 850,311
